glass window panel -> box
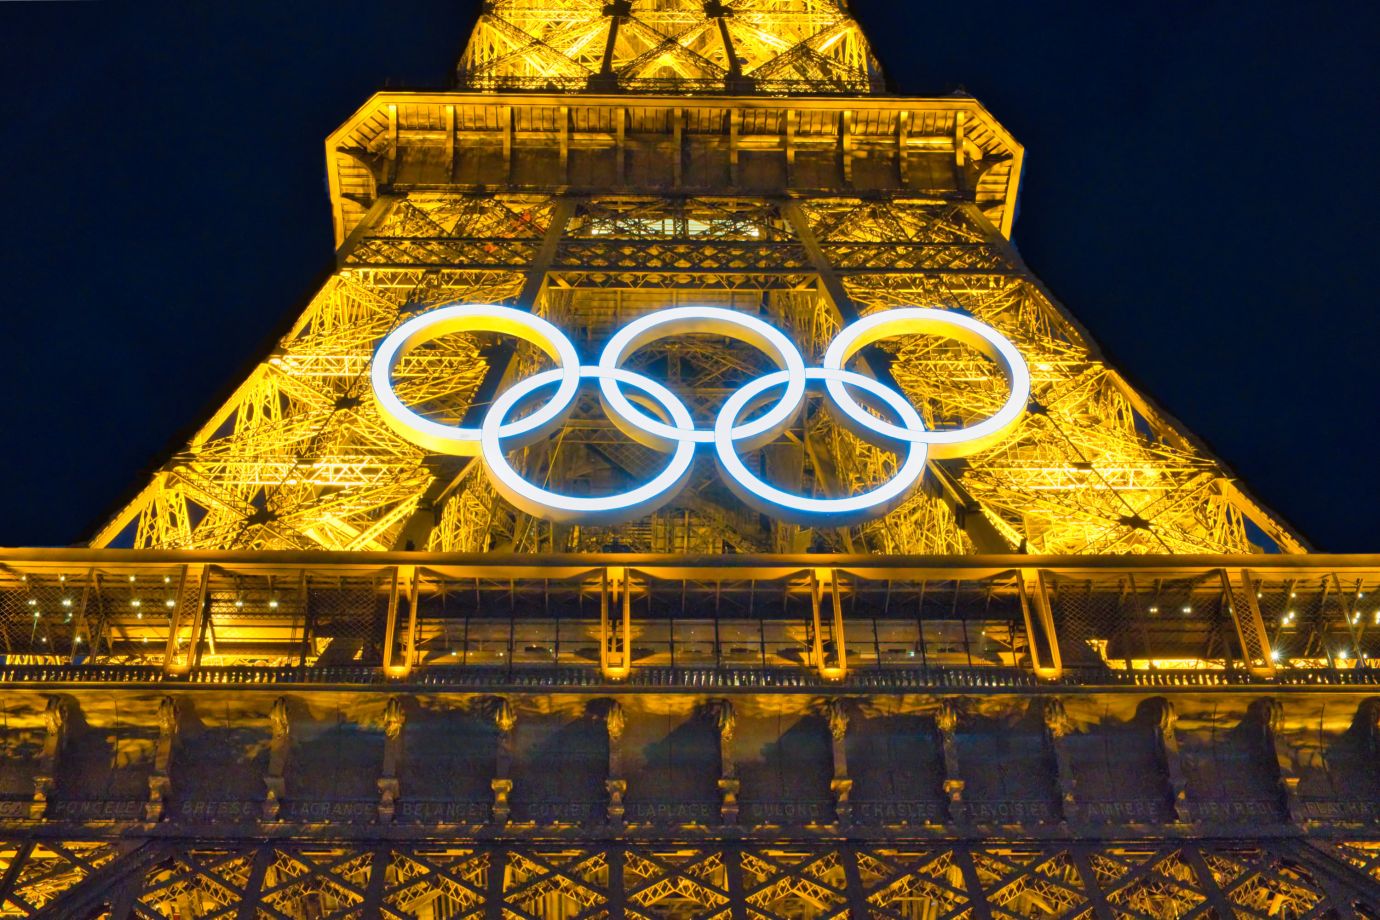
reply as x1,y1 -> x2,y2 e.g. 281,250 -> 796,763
511,620 -> 556,666
674,619 -> 717,666
843,618 -> 878,669
874,620 -> 923,667
922,620 -> 971,668
555,618 -> 601,667
463,619 -> 511,666
632,620 -> 673,668
718,621 -> 763,667
762,619 -> 809,668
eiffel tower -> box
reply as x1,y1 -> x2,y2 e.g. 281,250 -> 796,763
4,2 -> 1380,916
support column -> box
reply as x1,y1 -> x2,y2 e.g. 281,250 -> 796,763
1351,697 -> 1380,765
1019,569 -> 1062,679
145,696 -> 178,822
1249,698 -> 1305,823
162,564 -> 209,675
935,700 -> 965,824
484,847 -> 509,920
607,845 -> 626,920
810,569 -> 846,679
840,846 -> 872,920
238,846 -> 276,920
31,697 -> 68,819
601,567 -> 633,680
378,696 -> 406,824
382,565 -> 419,677
0,841 -> 35,907
491,697 -> 516,826
1141,697 -> 1190,823
604,700 -> 627,826
1066,850 -> 1116,920
825,699 -> 852,826
262,697 -> 290,821
953,849 -> 996,920
1221,568 -> 1276,678
105,879 -> 141,920
361,846 -> 391,917
724,846 -> 749,920
897,110 -> 911,186
710,700 -> 739,826
1042,697 -> 1077,822
1182,845 -> 1243,919
1296,838 -> 1380,911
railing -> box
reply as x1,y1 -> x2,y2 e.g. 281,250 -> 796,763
1,660 -> 1379,692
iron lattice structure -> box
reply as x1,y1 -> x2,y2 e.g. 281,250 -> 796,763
9,1 -> 1380,917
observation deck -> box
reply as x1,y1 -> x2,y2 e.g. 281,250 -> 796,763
4,549 -> 1376,690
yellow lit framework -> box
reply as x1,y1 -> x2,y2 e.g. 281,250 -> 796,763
91,0 -> 1305,563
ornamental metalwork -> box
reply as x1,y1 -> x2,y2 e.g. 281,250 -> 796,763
9,1 -> 1375,917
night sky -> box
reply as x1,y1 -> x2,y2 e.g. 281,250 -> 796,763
0,1 -> 1375,551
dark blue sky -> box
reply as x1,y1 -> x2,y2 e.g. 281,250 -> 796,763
0,1 -> 1375,550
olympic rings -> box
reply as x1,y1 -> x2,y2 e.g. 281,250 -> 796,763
371,304 -> 581,456
714,368 -> 929,525
371,302 -> 1029,525
598,306 -> 807,451
822,307 -> 1031,458
482,367 -> 698,524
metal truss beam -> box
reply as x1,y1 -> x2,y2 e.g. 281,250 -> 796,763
0,839 -> 1371,919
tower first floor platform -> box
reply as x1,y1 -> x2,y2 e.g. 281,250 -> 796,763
0,550 -> 1379,915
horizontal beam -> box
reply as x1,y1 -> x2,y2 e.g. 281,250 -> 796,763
5,547 -> 1379,577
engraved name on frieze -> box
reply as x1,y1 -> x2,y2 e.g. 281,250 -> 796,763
48,800 -> 143,820
854,801 -> 945,823
743,802 -> 829,822
964,801 -> 1056,823
518,803 -> 596,821
1190,800 -> 1280,821
1075,800 -> 1171,822
397,801 -> 491,823
631,802 -> 716,822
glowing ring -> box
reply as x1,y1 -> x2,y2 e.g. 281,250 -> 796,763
481,366 -> 697,524
597,306 -> 807,451
372,303 -> 1031,525
713,368 -> 929,526
371,304 -> 580,456
822,308 -> 1030,458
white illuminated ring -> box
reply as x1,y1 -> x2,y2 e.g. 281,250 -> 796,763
480,366 -> 697,524
597,306 -> 807,451
822,308 -> 1030,458
371,304 -> 580,456
713,368 -> 930,526
372,303 -> 1031,525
